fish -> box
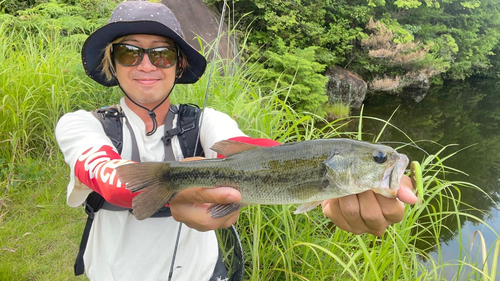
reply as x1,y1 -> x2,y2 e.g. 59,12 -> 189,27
115,139 -> 409,220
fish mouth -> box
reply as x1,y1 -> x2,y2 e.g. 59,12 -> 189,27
374,154 -> 409,198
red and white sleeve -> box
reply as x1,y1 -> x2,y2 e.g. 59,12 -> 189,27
74,145 -> 136,208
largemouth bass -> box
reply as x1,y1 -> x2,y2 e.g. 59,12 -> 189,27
116,139 -> 409,220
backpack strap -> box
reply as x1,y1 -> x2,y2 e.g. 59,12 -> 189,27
90,105 -> 141,160
74,192 -> 105,275
91,105 -> 124,154
75,105 -> 128,275
162,104 -> 204,158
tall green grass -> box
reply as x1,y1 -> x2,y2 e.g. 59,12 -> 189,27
0,11 -> 499,281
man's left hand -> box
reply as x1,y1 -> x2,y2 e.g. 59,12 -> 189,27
168,157 -> 242,232
169,187 -> 242,232
321,175 -> 417,236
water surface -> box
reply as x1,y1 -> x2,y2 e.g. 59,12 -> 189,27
355,79 -> 500,275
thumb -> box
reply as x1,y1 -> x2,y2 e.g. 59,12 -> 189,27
397,186 -> 418,205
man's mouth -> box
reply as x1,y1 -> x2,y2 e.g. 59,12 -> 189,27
135,79 -> 160,85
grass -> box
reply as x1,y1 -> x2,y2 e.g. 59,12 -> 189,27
1,10 -> 499,281
470,230 -> 500,281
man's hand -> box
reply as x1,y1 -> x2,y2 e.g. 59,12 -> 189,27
321,175 -> 417,236
169,187 -> 242,232
168,157 -> 242,232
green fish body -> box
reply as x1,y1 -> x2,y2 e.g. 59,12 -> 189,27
116,139 -> 409,220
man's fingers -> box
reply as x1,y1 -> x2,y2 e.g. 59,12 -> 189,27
171,204 -> 240,231
358,191 -> 387,236
397,185 -> 418,205
181,156 -> 206,162
337,195 -> 372,235
322,191 -> 406,236
322,199 -> 354,233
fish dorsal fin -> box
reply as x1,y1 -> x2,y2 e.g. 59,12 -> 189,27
210,140 -> 260,157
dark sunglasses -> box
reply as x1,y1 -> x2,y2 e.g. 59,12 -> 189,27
112,43 -> 178,68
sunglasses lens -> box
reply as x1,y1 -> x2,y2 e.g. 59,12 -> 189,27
113,44 -> 178,68
114,44 -> 143,66
149,47 -> 177,68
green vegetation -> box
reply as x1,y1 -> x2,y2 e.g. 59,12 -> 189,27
1,1 -> 499,280
208,0 -> 500,107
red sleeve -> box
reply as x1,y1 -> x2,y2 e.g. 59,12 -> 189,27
74,145 -> 137,208
216,136 -> 281,158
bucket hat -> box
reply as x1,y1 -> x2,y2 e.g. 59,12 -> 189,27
82,1 -> 207,86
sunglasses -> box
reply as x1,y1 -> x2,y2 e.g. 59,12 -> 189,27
112,43 -> 178,68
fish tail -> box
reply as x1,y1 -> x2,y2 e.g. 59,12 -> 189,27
116,162 -> 166,193
116,162 -> 177,220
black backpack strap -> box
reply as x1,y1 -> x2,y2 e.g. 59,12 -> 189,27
162,104 -> 244,280
74,191 -> 105,275
162,104 -> 204,158
75,105 -> 126,276
91,104 -> 140,161
228,225 -> 244,281
91,105 -> 124,154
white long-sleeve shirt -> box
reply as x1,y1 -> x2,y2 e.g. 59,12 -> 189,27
56,98 -> 246,281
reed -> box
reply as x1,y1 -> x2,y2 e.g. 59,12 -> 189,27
0,11 -> 498,280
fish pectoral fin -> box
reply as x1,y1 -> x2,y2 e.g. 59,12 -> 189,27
210,140 -> 260,157
294,201 -> 322,214
208,202 -> 246,218
131,190 -> 177,220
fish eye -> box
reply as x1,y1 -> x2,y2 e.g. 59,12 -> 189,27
372,150 -> 387,164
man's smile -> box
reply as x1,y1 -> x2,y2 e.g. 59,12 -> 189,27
135,78 -> 160,85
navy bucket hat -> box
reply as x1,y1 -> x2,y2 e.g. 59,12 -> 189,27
82,1 -> 207,86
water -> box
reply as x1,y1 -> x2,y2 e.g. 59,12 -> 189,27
429,209 -> 500,279
355,78 -> 500,276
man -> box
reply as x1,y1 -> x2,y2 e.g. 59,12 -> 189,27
56,1 -> 417,280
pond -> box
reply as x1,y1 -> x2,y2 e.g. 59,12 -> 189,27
354,78 -> 500,276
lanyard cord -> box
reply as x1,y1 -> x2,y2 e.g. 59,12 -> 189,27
193,0 -> 228,156
168,0 -> 228,279
118,77 -> 178,136
167,222 -> 183,281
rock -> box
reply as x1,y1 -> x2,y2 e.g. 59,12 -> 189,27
162,0 -> 236,60
401,74 -> 431,103
325,66 -> 367,109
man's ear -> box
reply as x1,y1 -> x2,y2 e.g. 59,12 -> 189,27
176,56 -> 187,78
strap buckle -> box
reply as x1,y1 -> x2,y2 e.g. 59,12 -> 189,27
84,202 -> 95,220
162,121 -> 196,145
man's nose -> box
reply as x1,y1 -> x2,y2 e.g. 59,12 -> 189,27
136,53 -> 157,72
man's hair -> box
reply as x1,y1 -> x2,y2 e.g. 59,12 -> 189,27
99,36 -> 187,82
100,36 -> 126,82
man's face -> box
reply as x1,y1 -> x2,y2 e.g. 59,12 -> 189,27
114,34 -> 178,107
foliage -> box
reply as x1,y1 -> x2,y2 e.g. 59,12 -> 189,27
254,46 -> 329,116
207,0 -> 500,95
1,0 -> 117,36
392,0 -> 500,80
361,18 -> 448,92
0,8 -> 118,188
0,0 -> 43,14
208,0 -> 362,116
